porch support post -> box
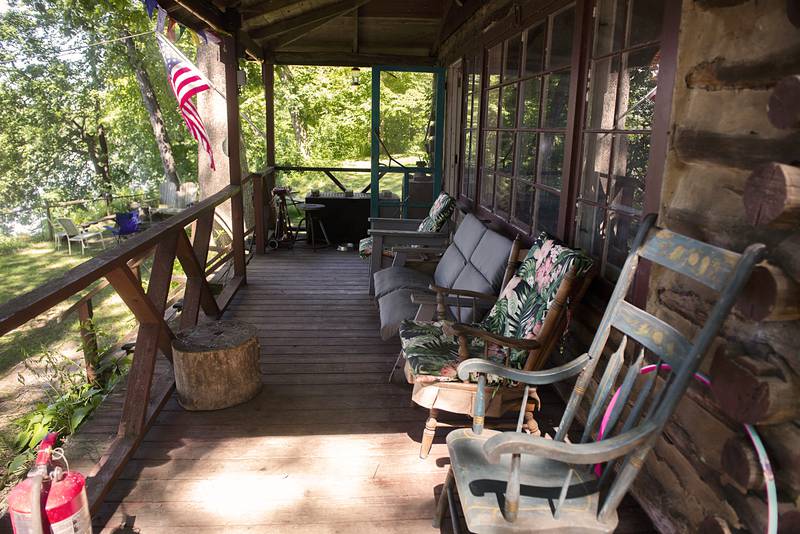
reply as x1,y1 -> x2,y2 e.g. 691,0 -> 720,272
223,33 -> 247,280
262,58 -> 276,234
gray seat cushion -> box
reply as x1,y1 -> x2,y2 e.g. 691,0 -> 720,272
373,266 -> 433,299
378,289 -> 422,340
376,213 -> 513,338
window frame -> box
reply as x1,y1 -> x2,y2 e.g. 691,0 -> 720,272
452,0 -> 680,295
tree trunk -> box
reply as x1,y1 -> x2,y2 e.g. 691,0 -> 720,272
196,41 -> 253,239
276,65 -> 310,159
123,32 -> 180,186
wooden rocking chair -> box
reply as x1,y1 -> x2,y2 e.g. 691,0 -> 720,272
398,233 -> 596,458
433,213 -> 765,533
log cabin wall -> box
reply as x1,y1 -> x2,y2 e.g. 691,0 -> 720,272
649,0 -> 800,532
439,0 -> 800,532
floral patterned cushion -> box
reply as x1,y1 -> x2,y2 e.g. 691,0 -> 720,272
358,236 -> 373,258
480,232 -> 594,368
417,192 -> 456,232
399,319 -> 490,383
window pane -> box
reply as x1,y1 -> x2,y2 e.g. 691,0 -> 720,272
496,175 -> 512,217
504,34 -> 523,80
580,133 -> 612,204
521,77 -> 541,127
586,56 -> 620,130
618,46 -> 659,130
498,131 -> 515,174
486,88 -> 500,128
542,72 -> 571,128
487,43 -> 503,86
630,0 -> 664,47
593,0 -> 626,57
536,189 -> 560,236
481,172 -> 495,206
513,179 -> 534,226
610,134 -> 649,211
483,130 -> 497,170
575,203 -> 604,258
468,130 -> 478,167
525,23 -> 546,75
607,212 -> 639,278
500,84 -> 518,128
538,134 -> 565,189
517,132 -> 538,178
548,7 -> 575,70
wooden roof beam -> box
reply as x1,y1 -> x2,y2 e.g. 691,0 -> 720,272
249,0 -> 372,41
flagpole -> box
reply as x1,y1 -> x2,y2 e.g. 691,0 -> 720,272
156,32 -> 268,142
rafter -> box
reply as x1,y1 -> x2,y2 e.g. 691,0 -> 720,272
249,0 -> 372,41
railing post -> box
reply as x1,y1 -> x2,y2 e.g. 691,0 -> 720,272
77,299 -> 98,382
254,173 -> 265,254
262,59 -> 276,235
223,33 -> 247,281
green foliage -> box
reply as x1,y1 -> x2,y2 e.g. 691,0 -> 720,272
5,343 -> 130,483
0,234 -> 30,254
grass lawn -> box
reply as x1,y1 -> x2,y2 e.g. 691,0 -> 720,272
0,240 -> 137,378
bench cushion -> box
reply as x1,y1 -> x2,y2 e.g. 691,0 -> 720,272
373,266 -> 433,299
378,290 -> 423,340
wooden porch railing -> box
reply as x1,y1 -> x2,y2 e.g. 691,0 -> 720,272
0,170 -> 268,512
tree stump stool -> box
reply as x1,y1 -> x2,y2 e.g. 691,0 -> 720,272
172,320 -> 262,411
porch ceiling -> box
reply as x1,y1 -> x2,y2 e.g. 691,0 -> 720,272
160,0 -> 483,66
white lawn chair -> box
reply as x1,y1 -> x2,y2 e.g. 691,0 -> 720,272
58,218 -> 106,255
47,219 -> 67,250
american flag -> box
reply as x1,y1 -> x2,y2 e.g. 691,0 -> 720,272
156,33 -> 215,170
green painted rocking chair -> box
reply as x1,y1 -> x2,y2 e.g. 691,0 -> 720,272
434,213 -> 765,533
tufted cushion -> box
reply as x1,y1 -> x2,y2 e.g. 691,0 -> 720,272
373,266 -> 433,299
378,290 -> 422,340
480,232 -> 593,368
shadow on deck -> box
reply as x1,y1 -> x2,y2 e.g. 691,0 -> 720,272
43,245 -> 654,533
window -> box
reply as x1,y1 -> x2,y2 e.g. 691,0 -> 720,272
456,0 -> 674,281
478,5 -> 577,237
461,54 -> 482,200
575,0 -> 664,279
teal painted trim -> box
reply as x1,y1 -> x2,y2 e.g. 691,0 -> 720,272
370,67 -> 381,217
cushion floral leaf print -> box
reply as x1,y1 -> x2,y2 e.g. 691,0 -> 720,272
481,232 -> 593,368
417,192 -> 455,232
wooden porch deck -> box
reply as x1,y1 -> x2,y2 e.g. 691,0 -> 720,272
36,245 -> 653,533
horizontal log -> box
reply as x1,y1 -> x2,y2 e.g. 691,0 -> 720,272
768,75 -> 800,129
673,129 -> 800,170
695,0 -> 750,7
721,436 -> 763,492
743,163 -> 800,228
684,44 -> 800,91
789,0 -> 800,28
735,262 -> 800,322
710,350 -> 800,425
760,424 -> 800,495
774,233 -> 800,284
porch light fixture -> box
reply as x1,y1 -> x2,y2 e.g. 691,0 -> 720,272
350,67 -> 361,86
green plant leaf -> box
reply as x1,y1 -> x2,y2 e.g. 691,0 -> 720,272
69,406 -> 91,433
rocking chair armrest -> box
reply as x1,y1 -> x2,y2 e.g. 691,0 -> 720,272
428,285 -> 499,303
448,323 -> 540,350
456,353 -> 591,384
482,421 -> 659,465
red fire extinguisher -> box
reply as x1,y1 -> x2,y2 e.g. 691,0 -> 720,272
7,432 -> 92,534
